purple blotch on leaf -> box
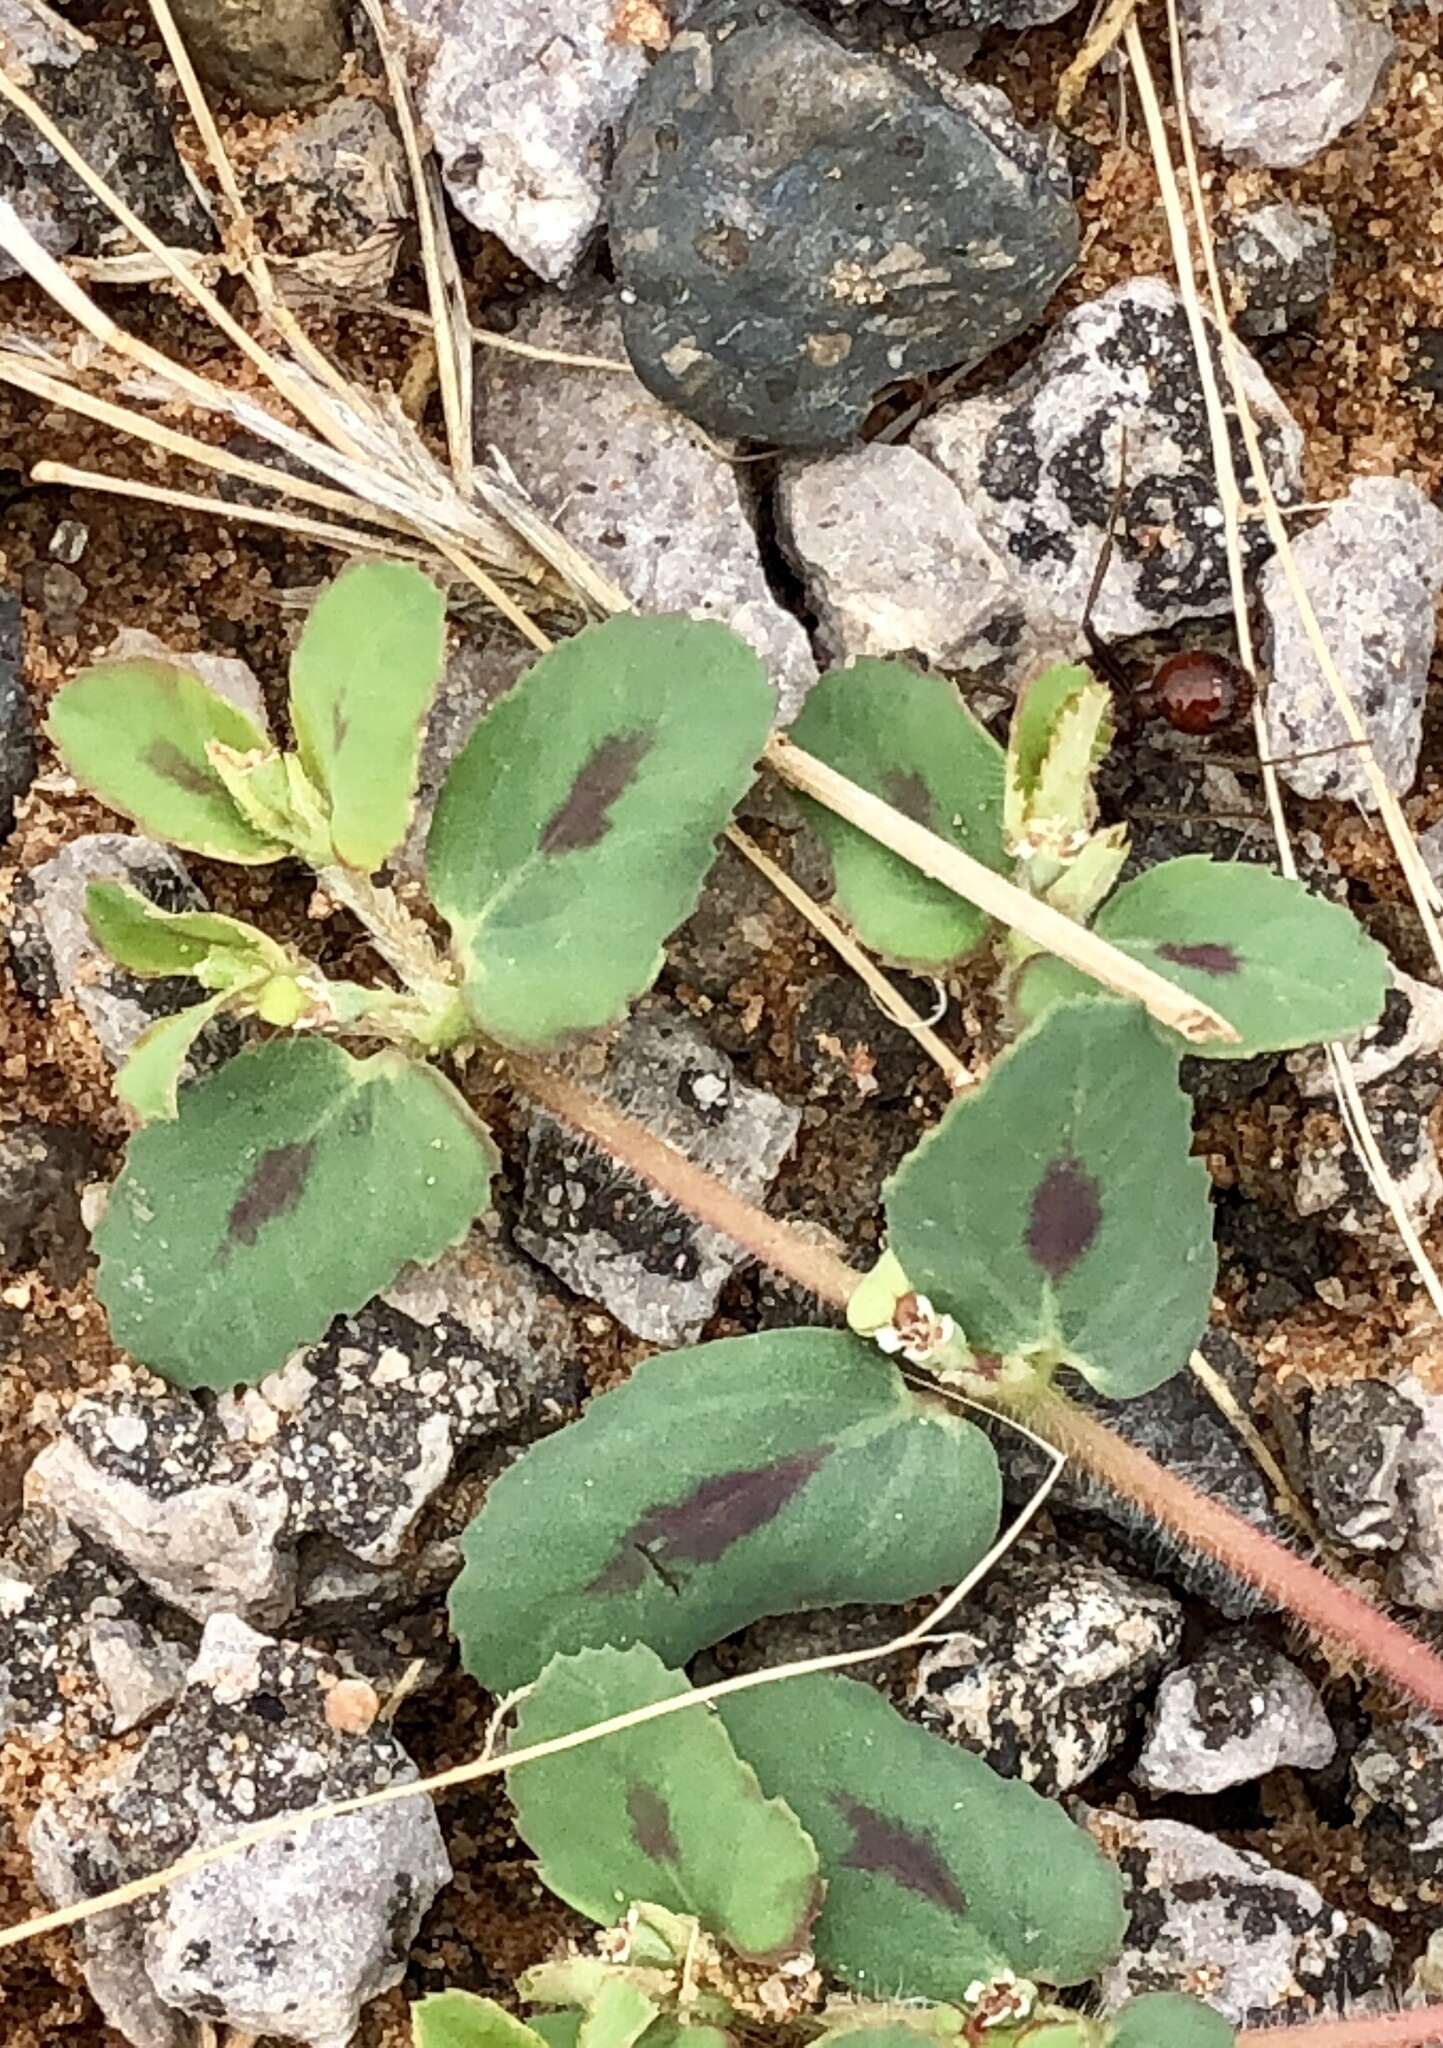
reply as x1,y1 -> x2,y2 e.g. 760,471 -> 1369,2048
885,770 -> 934,830
223,1140 -> 318,1256
539,731 -> 651,855
1026,1153 -> 1102,1283
588,1448 -> 826,1594
146,740 -> 218,799
832,1794 -> 967,1916
627,1782 -> 679,1864
1157,941 -> 1241,976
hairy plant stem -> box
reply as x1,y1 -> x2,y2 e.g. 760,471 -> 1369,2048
324,863 -> 1443,1718
509,1063 -> 1443,1719
315,865 -> 467,1046
1237,2020 -> 1443,2048
1033,1395 -> 1443,1717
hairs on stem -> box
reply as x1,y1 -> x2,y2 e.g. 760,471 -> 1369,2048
1237,2013 -> 1443,2048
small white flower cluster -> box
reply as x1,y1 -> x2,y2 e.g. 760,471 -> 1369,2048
961,1970 -> 1037,2031
873,1291 -> 956,1367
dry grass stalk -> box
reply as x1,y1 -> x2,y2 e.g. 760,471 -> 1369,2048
28,460 -> 436,561
725,825 -> 973,1091
355,0 -> 473,490
1057,0 -> 1140,121
0,60 -> 367,457
1124,12 -> 1443,1321
767,738 -> 1239,1044
147,0 -> 372,430
0,344 -> 418,538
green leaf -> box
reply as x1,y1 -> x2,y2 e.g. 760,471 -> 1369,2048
531,2020 -> 583,2048
206,745 -> 334,867
787,661 -> 1006,969
1004,664 -> 1109,860
115,990 -> 241,1124
643,2027 -> 731,2048
48,660 -> 284,863
95,1037 -> 498,1388
1008,663 -> 1093,796
510,1645 -> 821,1962
718,1675 -> 1127,1999
885,1000 -> 1214,1399
450,1330 -> 1002,1693
1041,825 -> 1129,925
1110,1997 -> 1234,2048
86,881 -> 292,988
578,1980 -> 661,2048
1092,856 -> 1390,1059
413,1992 -> 553,2048
428,615 -> 774,1048
289,561 -> 447,872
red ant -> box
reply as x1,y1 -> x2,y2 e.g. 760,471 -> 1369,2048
1080,434 -> 1252,737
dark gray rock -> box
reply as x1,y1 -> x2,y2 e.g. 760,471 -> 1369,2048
20,560 -> 86,637
1286,964 -> 1443,1246
914,277 -> 1303,657
29,1614 -> 450,2048
163,0 -> 347,113
1002,1330 -> 1292,1618
1407,330 -> 1443,401
914,1545 -> 1182,1793
1134,1632 -> 1335,1794
609,0 -> 1078,447
277,1237 -> 586,1567
1297,993 -> 1443,1272
473,287 -> 816,720
0,1506 -> 191,1748
1090,1807 -> 1392,2026
1307,1380 -> 1418,1556
518,1010 -> 801,1344
1353,1716 -> 1443,1908
8,834 -> 246,1075
1181,0 -> 1392,169
1215,1187 -> 1334,1329
0,44 -> 215,282
0,1116 -> 101,1285
794,972 -> 931,1105
1219,202 -> 1335,337
0,591 -> 35,844
1290,971 -> 1443,1102
1261,478 -> 1443,807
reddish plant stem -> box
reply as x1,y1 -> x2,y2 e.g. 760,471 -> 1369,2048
1238,2016 -> 1443,2048
504,1054 -> 857,1310
505,1053 -> 1443,1721
1036,1396 -> 1443,1718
